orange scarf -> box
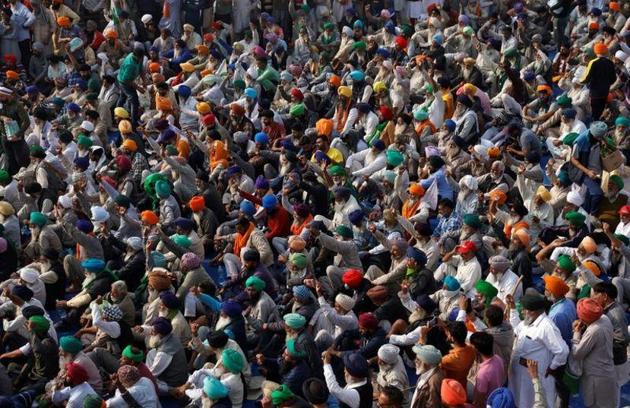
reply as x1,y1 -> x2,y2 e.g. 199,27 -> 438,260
291,214 -> 313,236
335,100 -> 352,134
234,222 -> 255,255
415,120 -> 436,136
210,140 -> 229,170
402,199 -> 421,219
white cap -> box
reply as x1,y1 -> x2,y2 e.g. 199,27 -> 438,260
125,236 -> 143,250
615,50 -> 628,62
141,14 -> 153,24
90,206 -> 110,223
19,268 -> 39,284
80,120 -> 94,132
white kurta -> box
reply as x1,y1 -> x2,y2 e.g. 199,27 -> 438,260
508,312 -> 569,408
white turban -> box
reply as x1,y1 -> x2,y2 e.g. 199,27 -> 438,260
377,344 -> 401,364
566,190 -> 584,207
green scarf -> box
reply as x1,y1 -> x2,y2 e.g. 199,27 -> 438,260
366,121 -> 387,146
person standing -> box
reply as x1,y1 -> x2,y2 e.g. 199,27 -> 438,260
9,0 -> 35,67
580,43 -> 616,120
116,44 -> 146,127
0,87 -> 29,175
507,294 -> 569,408
569,298 -> 618,408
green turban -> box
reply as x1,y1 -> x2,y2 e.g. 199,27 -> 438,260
463,214 -> 481,229
155,180 -> 171,198
203,376 -> 229,399
271,384 -> 295,406
503,48 -> 519,58
385,149 -> 404,167
413,109 -> 428,121
29,211 -> 47,227
29,315 -> 50,333
323,22 -> 335,31
29,145 -> 45,156
171,234 -> 192,248
77,134 -> 93,147
555,94 -> 572,107
352,40 -> 367,50
233,79 -> 246,90
290,103 -> 306,117
289,253 -> 307,269
610,174 -> 624,190
557,254 -> 576,273
87,78 -> 101,92
122,345 -> 144,362
562,132 -> 579,146
84,395 -> 104,408
475,280 -> 498,305
335,225 -> 354,239
59,336 -> 82,354
564,210 -> 586,226
283,313 -> 307,329
222,348 -> 244,373
462,26 -> 474,36
327,164 -> 346,176
0,169 -> 9,184
285,338 -> 307,358
165,144 -> 178,156
245,275 -> 266,291
615,116 -> 630,127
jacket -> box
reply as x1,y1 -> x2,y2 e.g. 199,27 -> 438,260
410,367 -> 444,408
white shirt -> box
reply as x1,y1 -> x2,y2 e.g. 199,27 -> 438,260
106,377 -> 158,408
486,270 -> 523,303
615,220 -> 630,237
324,363 -> 365,408
451,256 -> 482,296
52,382 -> 97,408
318,296 -> 358,338
91,300 -> 121,338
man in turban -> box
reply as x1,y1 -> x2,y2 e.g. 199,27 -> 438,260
322,351 -> 372,408
57,335 -> 102,393
486,255 -> 522,303
375,344 -> 409,404
570,297 -> 618,408
145,317 -> 188,393
51,362 -> 98,407
506,293 -> 569,408
243,275 -> 279,350
107,365 -> 159,407
410,344 -> 444,406
543,274 -> 576,346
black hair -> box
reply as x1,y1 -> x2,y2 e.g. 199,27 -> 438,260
447,321 -> 467,345
470,331 -> 494,356
485,305 -> 504,327
380,386 -> 404,405
593,282 -> 617,300
85,110 -> 99,120
438,198 -> 454,209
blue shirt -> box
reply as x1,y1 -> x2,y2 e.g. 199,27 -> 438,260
420,167 -> 454,201
548,298 -> 577,346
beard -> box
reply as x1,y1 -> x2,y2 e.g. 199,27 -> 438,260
524,315 -> 535,326
279,359 -> 296,376
415,361 -> 427,375
148,335 -> 162,348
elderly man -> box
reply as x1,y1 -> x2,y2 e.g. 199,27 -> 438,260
570,298 -> 618,408
145,317 -> 188,394
507,294 -> 569,408
375,344 -> 409,405
409,344 -> 443,407
485,255 -> 523,303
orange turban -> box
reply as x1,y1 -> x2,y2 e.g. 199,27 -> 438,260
589,21 -> 600,30
196,44 -> 209,55
536,84 -> 552,94
151,73 -> 165,83
580,236 -> 597,254
408,183 -> 425,197
487,147 -> 500,158
316,118 -> 333,138
57,16 -> 71,27
513,228 -> 530,247
582,260 -> 601,277
5,70 -> 18,81
441,379 -> 467,405
543,275 -> 570,297
156,96 -> 172,111
609,2 -> 620,11
141,210 -> 159,225
512,220 -> 529,233
189,196 -> 205,212
200,69 -> 212,78
230,103 -> 245,115
118,120 -> 132,134
149,62 -> 161,73
121,138 -> 137,152
105,29 -> 118,39
148,270 -> 171,291
196,102 -> 211,114
488,189 -> 507,205
328,74 -> 341,87
577,297 -> 603,324
594,42 -> 608,55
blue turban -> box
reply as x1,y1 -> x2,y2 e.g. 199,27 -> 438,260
254,132 -> 269,144
444,275 -> 461,291
342,353 -> 369,377
225,165 -> 241,177
262,194 -> 278,210
152,317 -> 173,335
174,217 -> 195,231
348,209 -> 364,225
151,251 -> 166,267
239,200 -> 256,216
76,219 -> 94,233
406,247 -> 427,267
178,85 -> 191,98
349,70 -> 365,81
11,285 -> 33,301
292,285 -> 312,300
221,300 -> 242,317
67,102 -> 80,112
444,119 -> 456,131
255,176 -> 269,189
159,291 -> 180,309
81,258 -> 106,272
74,156 -> 90,170
244,87 -> 258,99
487,387 -> 516,408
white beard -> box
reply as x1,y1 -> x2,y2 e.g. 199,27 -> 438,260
215,315 -> 231,331
148,335 -> 162,348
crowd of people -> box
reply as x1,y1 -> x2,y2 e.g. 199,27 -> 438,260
0,0 -> 628,407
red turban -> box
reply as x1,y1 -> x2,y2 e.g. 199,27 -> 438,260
457,240 -> 477,254
65,362 -> 88,385
395,36 -> 408,49
202,113 -> 216,126
115,155 -> 131,173
379,105 -> 393,121
290,88 -> 304,100
342,269 -> 363,289
577,298 -> 603,324
358,312 -> 379,331
189,196 -> 205,212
